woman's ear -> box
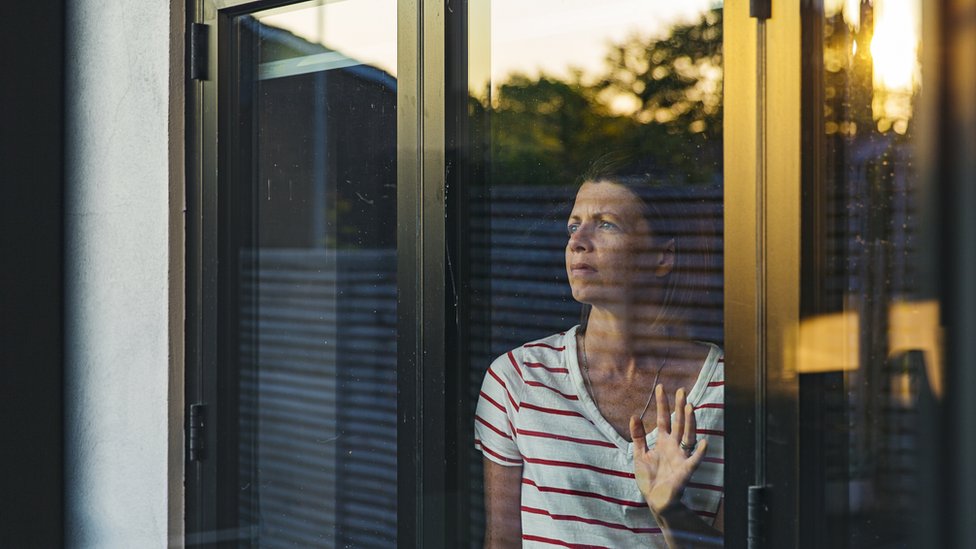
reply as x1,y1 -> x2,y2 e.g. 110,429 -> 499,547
654,238 -> 676,278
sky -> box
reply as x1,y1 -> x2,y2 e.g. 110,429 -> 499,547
488,0 -> 717,87
258,0 -> 719,89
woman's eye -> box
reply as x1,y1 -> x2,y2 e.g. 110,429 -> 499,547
567,224 -> 580,235
598,221 -> 619,231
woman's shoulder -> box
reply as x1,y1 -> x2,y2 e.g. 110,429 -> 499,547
689,341 -> 724,405
701,341 -> 724,364
693,340 -> 723,361
704,342 -> 724,374
689,340 -> 724,385
488,327 -> 578,373
518,327 -> 576,354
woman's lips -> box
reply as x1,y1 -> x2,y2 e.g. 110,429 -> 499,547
571,263 -> 597,275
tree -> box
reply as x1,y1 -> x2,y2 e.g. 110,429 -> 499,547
484,7 -> 724,186
489,72 -> 634,187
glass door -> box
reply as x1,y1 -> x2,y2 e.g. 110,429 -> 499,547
188,1 -> 402,546
731,0 -> 947,547
796,0 -> 942,547
453,1 -> 729,546
185,0 -> 955,547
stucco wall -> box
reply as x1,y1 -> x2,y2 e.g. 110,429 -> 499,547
64,1 -> 180,546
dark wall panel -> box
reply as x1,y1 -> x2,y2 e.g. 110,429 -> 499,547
0,1 -> 64,546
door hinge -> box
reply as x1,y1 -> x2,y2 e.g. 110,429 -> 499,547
188,403 -> 207,462
747,485 -> 768,548
750,0 -> 771,19
189,23 -> 210,81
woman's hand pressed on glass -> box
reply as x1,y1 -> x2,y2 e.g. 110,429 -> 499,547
630,385 -> 707,514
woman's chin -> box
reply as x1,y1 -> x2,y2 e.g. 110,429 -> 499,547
570,287 -> 594,304
571,289 -> 611,307
572,290 -> 641,311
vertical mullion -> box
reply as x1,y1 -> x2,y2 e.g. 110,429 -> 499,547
185,0 -> 221,540
798,3 -> 834,547
764,0 -> 802,546
396,0 -> 422,544
943,0 -> 976,546
444,0 -> 484,543
444,1 -> 467,544
397,0 -> 449,546
726,0 -> 803,545
422,0 -> 447,545
919,1 -> 946,546
723,1 -> 759,546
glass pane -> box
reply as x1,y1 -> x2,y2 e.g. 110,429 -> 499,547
232,1 -> 397,546
462,1 -> 724,546
799,0 -> 937,546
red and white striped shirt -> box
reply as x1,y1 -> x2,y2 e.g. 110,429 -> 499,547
475,325 -> 724,548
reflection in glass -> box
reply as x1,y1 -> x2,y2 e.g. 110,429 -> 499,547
802,0 -> 934,546
463,1 -> 724,545
232,1 -> 396,546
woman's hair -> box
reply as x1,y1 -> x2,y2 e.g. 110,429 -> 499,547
575,153 -> 717,339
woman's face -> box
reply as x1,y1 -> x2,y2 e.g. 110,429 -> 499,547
565,181 -> 665,308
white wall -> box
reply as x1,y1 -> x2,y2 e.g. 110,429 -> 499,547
64,1 -> 182,547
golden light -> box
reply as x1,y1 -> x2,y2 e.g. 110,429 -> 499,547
823,0 -> 843,17
888,299 -> 943,398
870,0 -> 921,131
797,310 -> 860,373
871,0 -> 920,93
823,0 -> 859,26
843,0 -> 861,30
795,299 -> 943,398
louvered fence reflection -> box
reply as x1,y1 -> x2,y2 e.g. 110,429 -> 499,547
239,249 -> 397,548
232,184 -> 722,547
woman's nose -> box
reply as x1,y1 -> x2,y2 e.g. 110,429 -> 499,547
568,226 -> 591,251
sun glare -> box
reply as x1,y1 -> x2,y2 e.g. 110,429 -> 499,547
869,0 -> 921,132
870,0 -> 920,94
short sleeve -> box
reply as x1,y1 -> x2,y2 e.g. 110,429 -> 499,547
683,347 -> 725,520
474,353 -> 523,466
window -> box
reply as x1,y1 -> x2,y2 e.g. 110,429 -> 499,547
797,1 -> 940,546
185,1 -> 966,547
187,1 -> 399,545
458,1 -> 725,545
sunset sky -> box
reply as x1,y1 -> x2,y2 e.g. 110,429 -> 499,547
258,0 -> 719,88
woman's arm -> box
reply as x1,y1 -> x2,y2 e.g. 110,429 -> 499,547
483,458 -> 522,548
649,500 -> 723,548
631,386 -> 722,547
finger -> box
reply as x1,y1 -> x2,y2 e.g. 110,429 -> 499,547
655,384 -> 671,434
683,402 -> 698,450
673,388 -> 686,442
630,416 -> 648,454
686,438 -> 708,471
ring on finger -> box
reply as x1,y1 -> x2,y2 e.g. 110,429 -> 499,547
680,440 -> 696,453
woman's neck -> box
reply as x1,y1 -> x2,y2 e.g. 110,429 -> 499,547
582,305 -> 671,376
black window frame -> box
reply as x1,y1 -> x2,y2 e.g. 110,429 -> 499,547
184,0 -> 462,545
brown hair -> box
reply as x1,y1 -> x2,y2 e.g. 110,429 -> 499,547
575,153 -> 716,339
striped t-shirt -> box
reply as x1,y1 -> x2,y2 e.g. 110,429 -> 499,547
475,325 -> 724,548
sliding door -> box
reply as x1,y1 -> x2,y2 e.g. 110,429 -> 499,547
187,1 -> 403,545
186,0 -> 963,547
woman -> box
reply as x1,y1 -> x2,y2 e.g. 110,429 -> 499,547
475,164 -> 724,548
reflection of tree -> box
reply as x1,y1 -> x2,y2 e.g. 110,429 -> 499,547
482,7 -> 723,186
485,73 -> 633,186
599,7 -> 722,139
